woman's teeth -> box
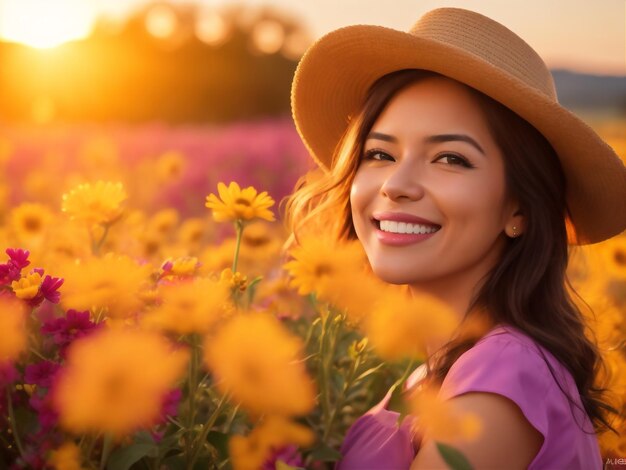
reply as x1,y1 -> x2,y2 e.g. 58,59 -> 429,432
378,220 -> 440,235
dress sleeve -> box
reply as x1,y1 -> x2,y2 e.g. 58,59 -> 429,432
437,335 -> 552,440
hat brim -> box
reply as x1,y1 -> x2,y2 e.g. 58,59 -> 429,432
291,25 -> 626,245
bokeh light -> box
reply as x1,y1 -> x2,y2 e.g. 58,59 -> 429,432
251,19 -> 285,55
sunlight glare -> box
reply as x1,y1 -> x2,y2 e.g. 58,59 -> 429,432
0,0 -> 95,49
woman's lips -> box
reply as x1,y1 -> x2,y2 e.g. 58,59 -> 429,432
371,218 -> 440,246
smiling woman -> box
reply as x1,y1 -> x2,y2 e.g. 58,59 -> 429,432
0,0 -> 95,48
282,6 -> 626,470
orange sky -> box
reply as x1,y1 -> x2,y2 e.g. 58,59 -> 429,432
1,0 -> 624,75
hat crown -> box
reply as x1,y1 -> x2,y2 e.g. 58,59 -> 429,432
409,8 -> 557,101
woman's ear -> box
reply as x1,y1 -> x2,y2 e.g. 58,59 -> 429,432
505,207 -> 525,238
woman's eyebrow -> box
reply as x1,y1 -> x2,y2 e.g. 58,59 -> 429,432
366,131 -> 486,156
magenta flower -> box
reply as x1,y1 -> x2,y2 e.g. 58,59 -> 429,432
160,388 -> 182,419
41,309 -> 99,355
0,248 -> 30,284
0,362 -> 19,387
24,361 -> 60,389
28,394 -> 58,434
262,445 -> 306,470
26,274 -> 64,308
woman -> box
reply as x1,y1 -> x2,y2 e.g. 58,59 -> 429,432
283,7 -> 625,470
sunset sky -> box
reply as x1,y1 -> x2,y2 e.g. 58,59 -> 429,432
0,0 -> 623,75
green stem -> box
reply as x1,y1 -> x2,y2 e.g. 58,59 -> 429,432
93,223 -> 111,256
186,334 -> 200,455
231,220 -> 244,273
323,355 -> 360,442
187,391 -> 230,469
317,308 -> 332,432
99,434 -> 113,470
222,403 -> 240,434
6,385 -> 25,459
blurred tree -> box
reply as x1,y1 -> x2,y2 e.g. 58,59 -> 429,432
0,2 -> 311,123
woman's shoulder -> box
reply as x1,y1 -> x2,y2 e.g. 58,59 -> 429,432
439,323 -> 564,403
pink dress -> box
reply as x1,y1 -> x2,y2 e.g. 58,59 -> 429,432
336,324 -> 603,469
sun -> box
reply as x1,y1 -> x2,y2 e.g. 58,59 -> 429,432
0,0 -> 96,49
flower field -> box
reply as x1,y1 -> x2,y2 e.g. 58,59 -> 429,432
0,117 -> 624,469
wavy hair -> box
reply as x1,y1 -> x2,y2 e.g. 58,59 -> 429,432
279,68 -> 620,436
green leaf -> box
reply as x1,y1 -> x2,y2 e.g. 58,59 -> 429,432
207,431 -> 230,461
308,442 -> 343,462
435,442 -> 475,470
246,275 -> 263,304
353,363 -> 385,383
386,384 -> 410,425
106,436 -> 159,470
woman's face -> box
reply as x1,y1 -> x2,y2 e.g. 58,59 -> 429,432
350,76 -> 520,293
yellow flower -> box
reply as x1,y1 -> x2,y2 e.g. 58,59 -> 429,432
161,256 -> 201,278
282,236 -> 368,307
0,296 -> 27,362
58,254 -> 152,319
62,181 -> 127,226
156,150 -> 186,181
205,182 -> 275,223
230,415 -> 314,470
148,209 -> 179,236
11,271 -> 43,300
177,217 -> 209,247
220,268 -> 248,292
143,277 -> 233,334
599,235 -> 626,279
364,289 -> 459,361
254,275 -> 311,320
10,203 -> 54,241
410,384 -> 483,442
53,328 -> 188,437
48,442 -> 83,470
204,312 -> 316,416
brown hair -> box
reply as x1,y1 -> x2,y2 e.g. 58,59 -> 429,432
280,68 -> 620,436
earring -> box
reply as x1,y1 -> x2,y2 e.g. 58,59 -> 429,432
511,226 -> 518,238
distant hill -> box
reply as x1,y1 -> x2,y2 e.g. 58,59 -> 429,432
551,69 -> 626,116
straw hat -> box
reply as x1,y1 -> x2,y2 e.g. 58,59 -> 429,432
291,7 -> 626,245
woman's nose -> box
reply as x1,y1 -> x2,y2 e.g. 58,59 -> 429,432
380,162 -> 425,201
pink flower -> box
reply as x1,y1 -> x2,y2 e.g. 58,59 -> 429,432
160,388 -> 182,419
0,248 -> 30,284
28,394 -> 58,434
26,274 -> 64,308
24,361 -> 60,389
41,310 -> 100,355
0,362 -> 19,386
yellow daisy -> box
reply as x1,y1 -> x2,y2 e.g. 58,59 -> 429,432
53,328 -> 188,438
58,254 -> 152,319
410,383 -> 482,442
156,150 -> 186,181
61,181 -> 127,226
282,236 -> 368,307
11,271 -> 43,300
364,289 -> 459,361
599,235 -> 626,280
204,312 -> 316,417
48,442 -> 83,470
142,277 -> 233,334
0,296 -> 27,363
205,182 -> 275,224
9,203 -> 54,242
229,415 -> 314,470
147,209 -> 179,237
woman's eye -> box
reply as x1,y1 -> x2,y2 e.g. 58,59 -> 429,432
434,153 -> 474,168
362,149 -> 393,161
